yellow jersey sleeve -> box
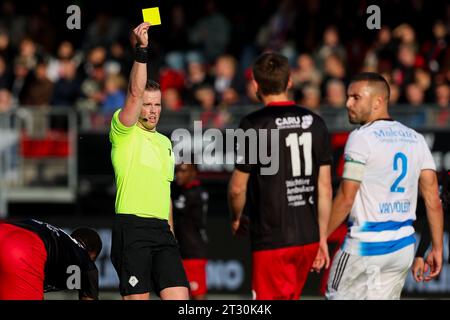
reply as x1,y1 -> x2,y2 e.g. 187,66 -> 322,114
110,109 -> 134,145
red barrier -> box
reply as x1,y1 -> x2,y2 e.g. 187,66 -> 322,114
20,130 -> 70,158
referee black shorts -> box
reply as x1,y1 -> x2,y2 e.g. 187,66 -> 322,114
111,214 -> 189,296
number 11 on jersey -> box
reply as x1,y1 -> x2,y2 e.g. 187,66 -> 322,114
286,132 -> 312,177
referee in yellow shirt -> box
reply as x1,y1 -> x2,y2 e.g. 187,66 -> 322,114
109,22 -> 189,300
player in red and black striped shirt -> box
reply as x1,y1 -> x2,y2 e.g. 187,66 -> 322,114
228,52 -> 333,300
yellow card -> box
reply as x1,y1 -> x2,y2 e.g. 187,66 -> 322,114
142,7 -> 161,26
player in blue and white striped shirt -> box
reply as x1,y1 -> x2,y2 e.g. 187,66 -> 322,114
325,73 -> 444,300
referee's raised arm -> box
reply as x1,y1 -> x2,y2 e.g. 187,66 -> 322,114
119,22 -> 150,127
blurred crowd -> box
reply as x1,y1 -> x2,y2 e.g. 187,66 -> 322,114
0,0 -> 449,130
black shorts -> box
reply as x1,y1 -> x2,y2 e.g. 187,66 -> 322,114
111,214 -> 189,296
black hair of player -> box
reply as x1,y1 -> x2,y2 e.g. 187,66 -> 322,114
71,227 -> 103,258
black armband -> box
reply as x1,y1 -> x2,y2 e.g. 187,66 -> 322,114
134,45 -> 148,63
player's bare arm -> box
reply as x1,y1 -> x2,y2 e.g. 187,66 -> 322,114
119,22 -> 150,127
327,179 -> 361,237
228,170 -> 250,235
312,165 -> 333,271
418,169 -> 444,281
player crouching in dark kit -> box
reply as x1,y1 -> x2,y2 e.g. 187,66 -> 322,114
0,219 -> 102,300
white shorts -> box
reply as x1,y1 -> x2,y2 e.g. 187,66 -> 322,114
326,244 -> 414,300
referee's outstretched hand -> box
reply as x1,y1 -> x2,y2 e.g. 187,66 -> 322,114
133,22 -> 150,48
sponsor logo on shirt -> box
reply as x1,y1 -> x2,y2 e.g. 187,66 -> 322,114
373,128 -> 418,140
301,115 -> 313,129
274,115 -> 314,129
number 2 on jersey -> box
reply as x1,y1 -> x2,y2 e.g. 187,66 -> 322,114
390,152 -> 407,193
285,132 -> 312,177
